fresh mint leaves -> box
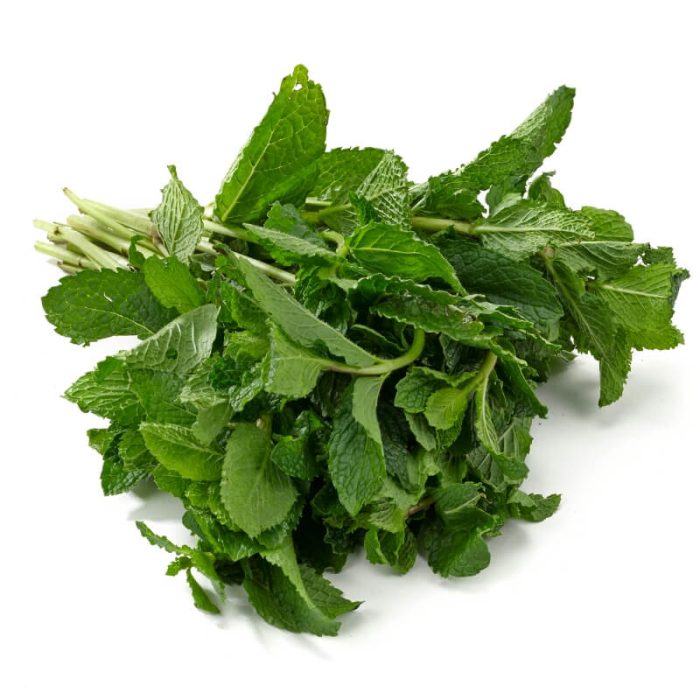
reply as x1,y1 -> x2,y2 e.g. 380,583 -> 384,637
36,66 -> 687,635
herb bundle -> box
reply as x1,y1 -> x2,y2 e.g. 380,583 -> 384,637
35,66 -> 687,635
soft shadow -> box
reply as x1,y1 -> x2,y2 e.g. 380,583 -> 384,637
217,585 -> 335,658
127,487 -> 184,522
538,360 -> 601,419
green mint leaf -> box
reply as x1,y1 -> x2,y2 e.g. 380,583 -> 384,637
264,202 -> 326,245
125,304 -> 218,376
42,268 -> 174,345
191,402 -> 232,445
69,360 -> 195,427
371,293 -> 485,343
220,423 -> 298,537
165,556 -> 192,577
394,366 -> 460,413
87,426 -> 121,455
118,429 -> 157,471
143,256 -> 204,313
403,413 -> 436,451
96,429 -> 152,496
66,357 -> 143,425
264,325 -> 327,398
242,557 -> 340,636
507,490 -> 561,522
128,369 -> 194,425
140,423 -> 223,481
364,527 -> 417,574
135,521 -> 181,554
185,569 -> 221,614
184,509 -> 259,562
215,65 -> 328,224
528,172 -> 566,208
380,407 -> 438,492
550,261 -> 632,405
425,386 -> 472,430
432,483 -> 484,526
423,522 -> 493,578
257,536 -> 354,627
328,378 -> 387,516
309,147 -> 386,203
242,223 -> 335,266
424,86 -> 575,218
347,222 -> 464,292
592,263 -> 686,350
214,274 -> 268,334
439,237 -> 563,333
150,165 -> 204,262
555,240 -> 647,280
581,206 -> 634,241
423,483 -> 498,577
468,415 -> 533,491
353,151 -> 410,227
351,374 -> 386,442
271,436 -> 319,480
476,202 -> 595,260
235,255 -> 377,367
299,564 -> 361,617
471,376 -> 532,488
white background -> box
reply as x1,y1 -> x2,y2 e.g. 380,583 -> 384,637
1,1 -> 699,698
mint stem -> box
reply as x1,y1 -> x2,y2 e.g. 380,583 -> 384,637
34,241 -> 99,270
325,328 -> 425,376
406,497 -> 435,518
410,216 -> 475,236
81,199 -> 154,235
302,200 -> 480,237
63,188 -> 146,242
66,215 -> 156,257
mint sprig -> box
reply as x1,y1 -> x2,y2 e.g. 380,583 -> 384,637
35,65 -> 688,635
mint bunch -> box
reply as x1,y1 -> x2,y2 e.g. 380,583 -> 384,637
35,65 -> 687,635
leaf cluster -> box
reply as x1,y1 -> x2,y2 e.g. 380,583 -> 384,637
39,65 -> 687,635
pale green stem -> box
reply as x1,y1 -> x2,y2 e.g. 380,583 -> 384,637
196,237 -> 296,285
231,251 -> 296,285
446,349 -> 499,405
66,215 -> 155,257
57,262 -> 82,274
43,225 -> 128,269
320,230 -> 346,254
81,199 -> 154,235
316,203 -> 350,222
406,497 -> 436,518
56,227 -> 127,270
34,241 -> 99,269
63,188 -> 148,242
304,198 -> 333,210
324,329 -> 426,376
410,216 -> 476,236
202,219 -> 252,241
303,203 -> 480,238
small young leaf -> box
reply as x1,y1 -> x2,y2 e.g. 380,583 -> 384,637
151,165 -> 204,262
